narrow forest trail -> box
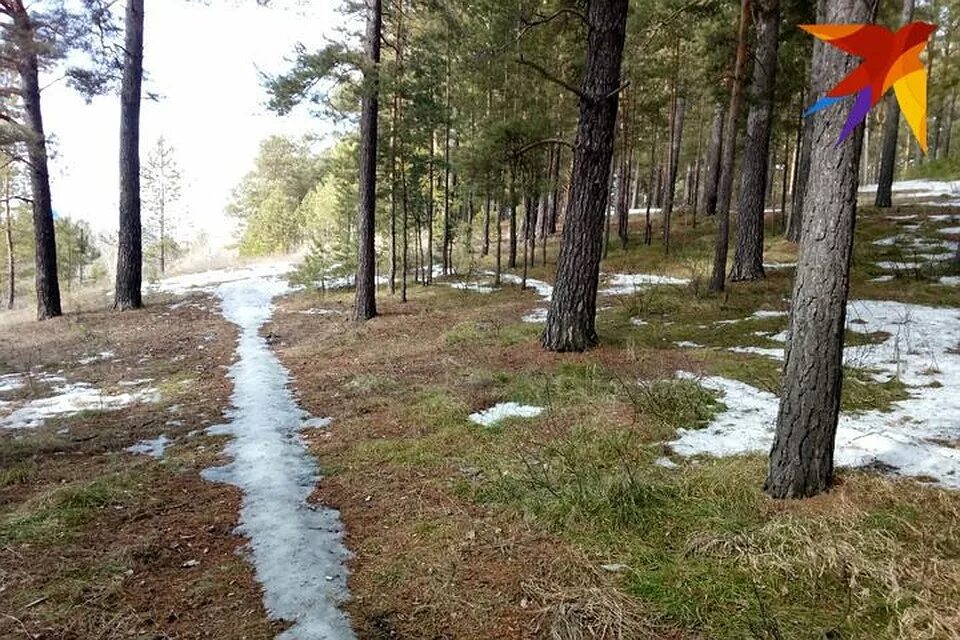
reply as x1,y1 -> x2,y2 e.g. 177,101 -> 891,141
201,270 -> 355,640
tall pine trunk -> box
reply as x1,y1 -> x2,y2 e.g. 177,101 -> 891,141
730,0 -> 780,282
709,0 -> 752,293
700,102 -> 725,217
115,0 -> 144,311
354,0 -> 382,321
875,0 -> 915,208
4,175 -> 13,310
765,0 -> 875,500
542,0 -> 628,353
14,12 -> 61,320
663,95 -> 685,256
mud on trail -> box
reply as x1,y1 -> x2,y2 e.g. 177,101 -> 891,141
0,296 -> 284,639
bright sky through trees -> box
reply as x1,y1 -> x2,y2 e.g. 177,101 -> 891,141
43,1 -> 344,246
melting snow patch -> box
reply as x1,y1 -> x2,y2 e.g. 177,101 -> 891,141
0,374 -> 24,394
675,341 -> 702,349
938,227 -> 960,236
78,351 -> 116,366
0,382 -> 160,430
671,300 -> 960,488
298,309 -> 340,316
127,435 -> 171,459
497,273 -> 553,301
630,318 -> 649,327
941,277 -> 960,287
469,403 -> 544,427
601,273 -> 689,295
522,308 -> 549,324
444,281 -> 499,294
201,274 -> 355,640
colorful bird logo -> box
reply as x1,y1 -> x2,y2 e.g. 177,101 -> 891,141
801,22 -> 937,153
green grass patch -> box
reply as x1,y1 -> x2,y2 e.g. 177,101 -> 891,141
470,427 -> 960,639
0,474 -> 133,545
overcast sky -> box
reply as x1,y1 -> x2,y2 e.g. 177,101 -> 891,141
42,1 -> 346,248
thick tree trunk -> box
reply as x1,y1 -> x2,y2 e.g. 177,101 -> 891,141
765,0 -> 875,500
700,102 -> 725,217
663,95 -> 686,256
15,16 -> 61,320
709,0 -> 752,293
875,0 -> 915,208
353,0 -> 382,321
730,0 -> 780,282
115,0 -> 145,311
542,0 -> 628,353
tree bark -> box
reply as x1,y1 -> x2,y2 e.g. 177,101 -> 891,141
875,0 -> 915,208
115,0 -> 145,311
709,0 -> 752,293
730,0 -> 780,282
765,0 -> 875,500
354,0 -> 382,321
4,174 -> 13,310
700,102 -> 725,217
542,0 -> 628,353
14,11 -> 61,320
663,95 -> 685,256
788,93 -> 812,242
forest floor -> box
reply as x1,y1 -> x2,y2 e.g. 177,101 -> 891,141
2,186 -> 960,639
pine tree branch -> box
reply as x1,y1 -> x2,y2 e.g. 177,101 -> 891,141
516,54 -> 584,100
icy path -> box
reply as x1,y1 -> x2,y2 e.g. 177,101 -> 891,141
671,300 -> 960,488
202,275 -> 355,640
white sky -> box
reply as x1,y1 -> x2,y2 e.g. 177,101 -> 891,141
42,1 -> 347,248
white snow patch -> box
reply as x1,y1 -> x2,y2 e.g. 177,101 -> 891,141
938,227 -> 960,236
654,457 -> 679,469
298,308 -> 341,316
675,341 -> 703,349
498,273 -> 553,301
630,318 -> 649,327
78,351 -> 116,366
201,274 -> 355,640
469,402 -> 544,427
522,308 -> 549,324
0,374 -> 24,394
127,435 -> 171,459
860,179 -> 960,198
601,273 -> 689,296
0,381 -> 160,430
152,260 -> 297,296
940,277 -> 960,287
671,300 -> 960,488
871,275 -> 896,283
444,281 -> 499,294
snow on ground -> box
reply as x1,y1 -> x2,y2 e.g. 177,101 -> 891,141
78,351 -> 116,365
0,374 -> 24,394
522,308 -> 549,324
0,377 -> 160,430
670,300 -> 960,487
201,274 -> 355,640
298,308 -> 341,316
600,273 -> 689,296
941,277 -> 960,287
469,402 -> 544,427
151,260 -> 298,296
938,227 -> 960,236
126,435 -> 171,459
860,179 -> 960,200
